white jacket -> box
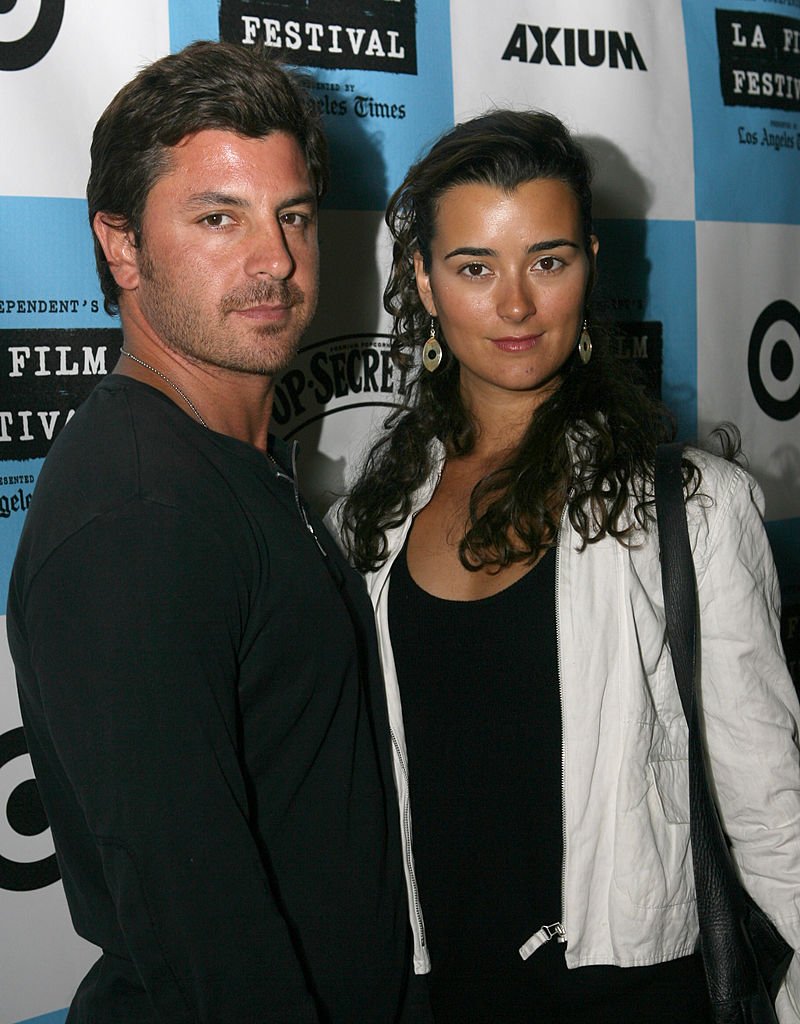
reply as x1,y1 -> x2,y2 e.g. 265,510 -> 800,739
328,443 -> 800,1018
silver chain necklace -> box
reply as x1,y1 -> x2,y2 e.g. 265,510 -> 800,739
120,349 -> 327,557
119,348 -> 207,428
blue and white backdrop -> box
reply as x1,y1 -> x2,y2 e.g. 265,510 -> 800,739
1,2 -> 799,1021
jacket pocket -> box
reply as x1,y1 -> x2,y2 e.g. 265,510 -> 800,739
613,757 -> 694,909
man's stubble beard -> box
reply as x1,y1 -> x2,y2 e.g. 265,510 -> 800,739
136,246 -> 317,377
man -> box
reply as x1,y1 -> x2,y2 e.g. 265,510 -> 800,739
7,41 -> 418,1023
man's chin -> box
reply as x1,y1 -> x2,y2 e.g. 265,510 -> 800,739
213,345 -> 303,379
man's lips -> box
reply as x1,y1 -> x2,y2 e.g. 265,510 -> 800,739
230,303 -> 293,320
490,334 -> 540,352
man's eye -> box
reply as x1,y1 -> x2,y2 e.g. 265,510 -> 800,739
280,211 -> 309,227
201,213 -> 232,228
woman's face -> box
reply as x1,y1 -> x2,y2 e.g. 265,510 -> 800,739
414,177 -> 598,412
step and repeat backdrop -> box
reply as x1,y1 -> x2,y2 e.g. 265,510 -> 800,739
1,1 -> 799,1021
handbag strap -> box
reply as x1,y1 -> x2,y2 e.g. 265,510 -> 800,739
654,442 -> 762,1001
654,442 -> 696,723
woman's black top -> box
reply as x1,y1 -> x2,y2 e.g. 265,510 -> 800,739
388,533 -> 712,1023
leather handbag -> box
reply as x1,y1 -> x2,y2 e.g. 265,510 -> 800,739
655,442 -> 793,1023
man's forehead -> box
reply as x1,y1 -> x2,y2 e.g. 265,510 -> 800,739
153,129 -> 313,194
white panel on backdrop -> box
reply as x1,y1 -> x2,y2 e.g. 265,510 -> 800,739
0,0 -> 170,198
450,0 -> 695,221
696,220 -> 800,522
0,625 -> 95,1024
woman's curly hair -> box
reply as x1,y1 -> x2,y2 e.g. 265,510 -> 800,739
340,110 -> 707,574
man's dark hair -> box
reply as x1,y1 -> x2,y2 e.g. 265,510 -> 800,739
87,40 -> 329,315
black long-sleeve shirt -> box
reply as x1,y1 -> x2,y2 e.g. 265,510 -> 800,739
7,375 -> 413,1023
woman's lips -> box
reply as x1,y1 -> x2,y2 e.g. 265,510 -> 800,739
490,334 -> 540,352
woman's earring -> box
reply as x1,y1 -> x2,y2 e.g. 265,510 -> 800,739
578,319 -> 592,365
422,319 -> 443,373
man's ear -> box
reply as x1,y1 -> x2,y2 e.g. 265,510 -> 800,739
413,251 -> 437,318
92,213 -> 141,292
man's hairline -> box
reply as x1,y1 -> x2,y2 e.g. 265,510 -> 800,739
94,126 -> 318,237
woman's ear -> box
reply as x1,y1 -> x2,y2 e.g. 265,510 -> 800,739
413,251 -> 437,318
586,234 -> 600,295
92,213 -> 141,293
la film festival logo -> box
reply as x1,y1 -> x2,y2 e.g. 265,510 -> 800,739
716,8 -> 800,112
0,0 -> 64,71
0,329 -> 120,460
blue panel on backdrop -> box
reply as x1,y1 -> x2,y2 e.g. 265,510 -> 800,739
0,460 -> 42,616
0,197 -> 120,613
683,0 -> 800,224
0,198 -> 112,330
14,1010 -> 67,1024
169,0 -> 219,47
168,0 -> 454,210
593,218 -> 698,442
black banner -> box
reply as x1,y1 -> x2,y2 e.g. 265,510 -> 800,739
611,320 -> 663,401
220,0 -> 418,75
1,328 -> 121,461
717,8 -> 800,112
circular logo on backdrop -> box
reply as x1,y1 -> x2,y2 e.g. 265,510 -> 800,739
0,727 -> 60,891
271,334 -> 408,434
748,300 -> 800,422
0,0 -> 65,71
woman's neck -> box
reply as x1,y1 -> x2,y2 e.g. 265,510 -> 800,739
458,379 -> 553,462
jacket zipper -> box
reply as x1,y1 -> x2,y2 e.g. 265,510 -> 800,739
390,728 -> 427,949
518,516 -> 569,960
556,519 -> 568,938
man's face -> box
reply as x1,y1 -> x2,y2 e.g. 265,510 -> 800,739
131,129 -> 319,377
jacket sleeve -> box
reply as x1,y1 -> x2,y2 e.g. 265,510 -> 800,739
19,501 -> 319,1023
692,461 -> 800,1022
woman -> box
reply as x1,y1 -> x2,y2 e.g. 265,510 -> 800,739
331,110 -> 800,1022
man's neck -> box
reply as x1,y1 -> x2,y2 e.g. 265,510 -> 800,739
114,310 -> 276,450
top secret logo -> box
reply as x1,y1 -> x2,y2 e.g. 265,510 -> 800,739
219,0 -> 418,75
272,333 -> 408,435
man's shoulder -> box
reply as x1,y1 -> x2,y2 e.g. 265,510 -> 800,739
31,376 -> 187,515
14,376 -> 234,578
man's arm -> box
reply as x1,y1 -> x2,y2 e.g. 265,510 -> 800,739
18,501 -> 319,1023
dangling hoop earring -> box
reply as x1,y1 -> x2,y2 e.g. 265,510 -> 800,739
422,319 -> 443,373
578,319 -> 593,365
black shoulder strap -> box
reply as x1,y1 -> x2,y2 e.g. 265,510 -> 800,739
653,442 -> 791,1007
654,442 -> 695,721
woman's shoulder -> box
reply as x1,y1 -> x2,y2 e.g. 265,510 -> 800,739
682,445 -> 766,520
678,447 -> 772,581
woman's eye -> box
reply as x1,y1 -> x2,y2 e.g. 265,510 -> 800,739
534,255 -> 564,272
461,262 -> 489,278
